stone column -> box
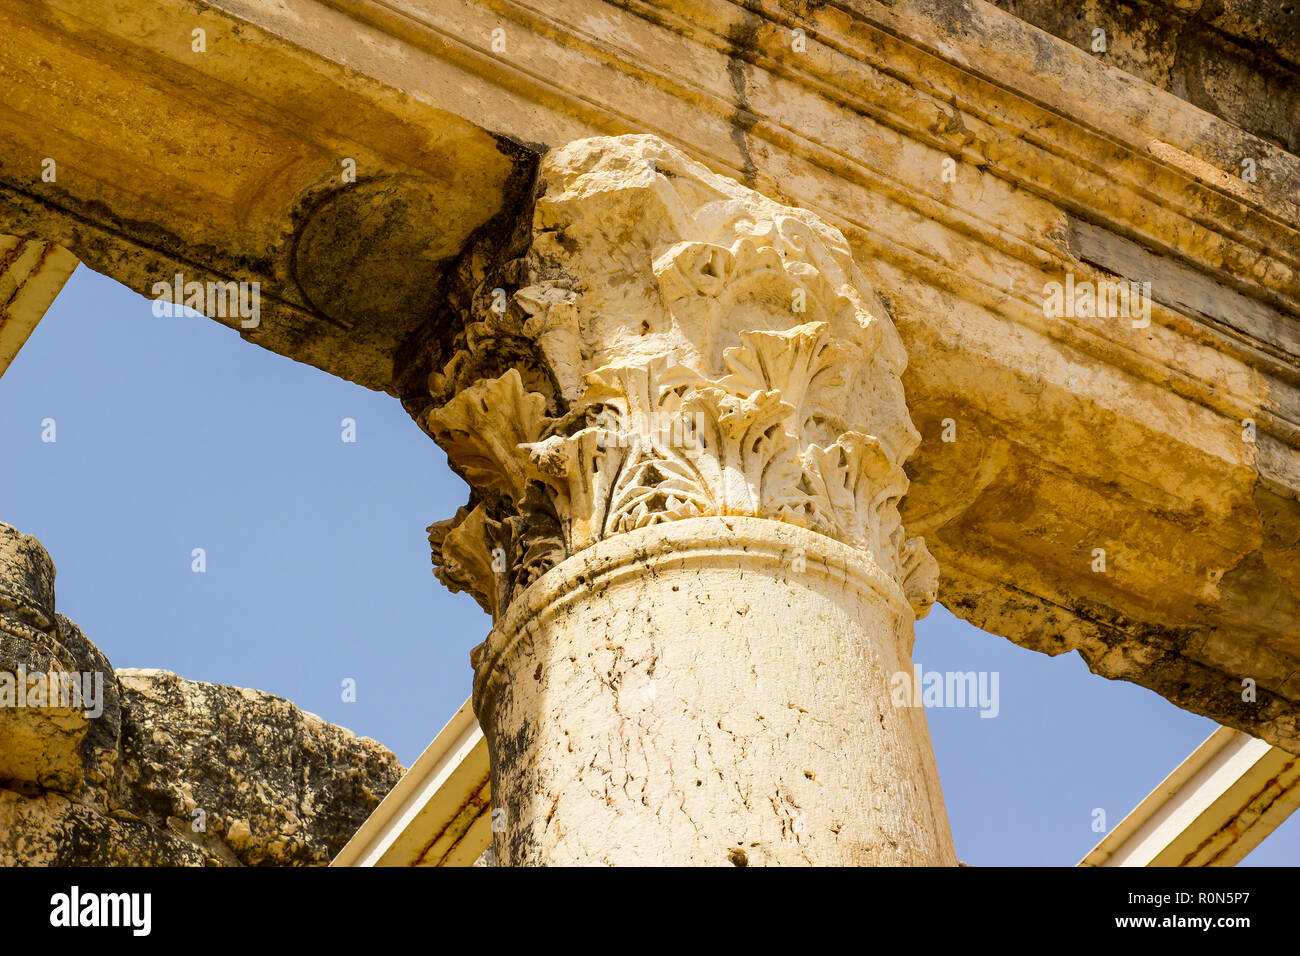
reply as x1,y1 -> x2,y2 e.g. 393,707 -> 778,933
423,135 -> 955,865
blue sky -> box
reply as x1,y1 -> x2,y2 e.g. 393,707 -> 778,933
2,266 -> 1293,865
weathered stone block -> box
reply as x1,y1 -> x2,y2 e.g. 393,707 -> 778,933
0,523 -> 404,866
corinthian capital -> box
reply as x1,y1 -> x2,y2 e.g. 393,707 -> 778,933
424,135 -> 936,620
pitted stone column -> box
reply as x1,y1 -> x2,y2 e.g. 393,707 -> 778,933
423,135 -> 955,865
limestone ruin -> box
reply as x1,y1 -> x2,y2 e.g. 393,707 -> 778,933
0,523 -> 403,865
1,0 -> 1298,866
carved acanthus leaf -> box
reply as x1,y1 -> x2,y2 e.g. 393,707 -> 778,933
427,505 -> 506,618
423,135 -> 937,621
900,536 -> 940,618
426,369 -> 554,505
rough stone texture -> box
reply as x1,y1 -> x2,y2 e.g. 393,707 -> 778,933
990,0 -> 1300,152
426,135 -> 953,864
0,523 -> 404,866
477,519 -> 957,866
0,790 -> 215,867
109,669 -> 404,867
0,0 -> 532,392
0,524 -> 113,795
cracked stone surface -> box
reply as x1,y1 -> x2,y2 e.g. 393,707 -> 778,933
0,523 -> 404,866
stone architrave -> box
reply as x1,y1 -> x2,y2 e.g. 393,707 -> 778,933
424,134 -> 954,866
